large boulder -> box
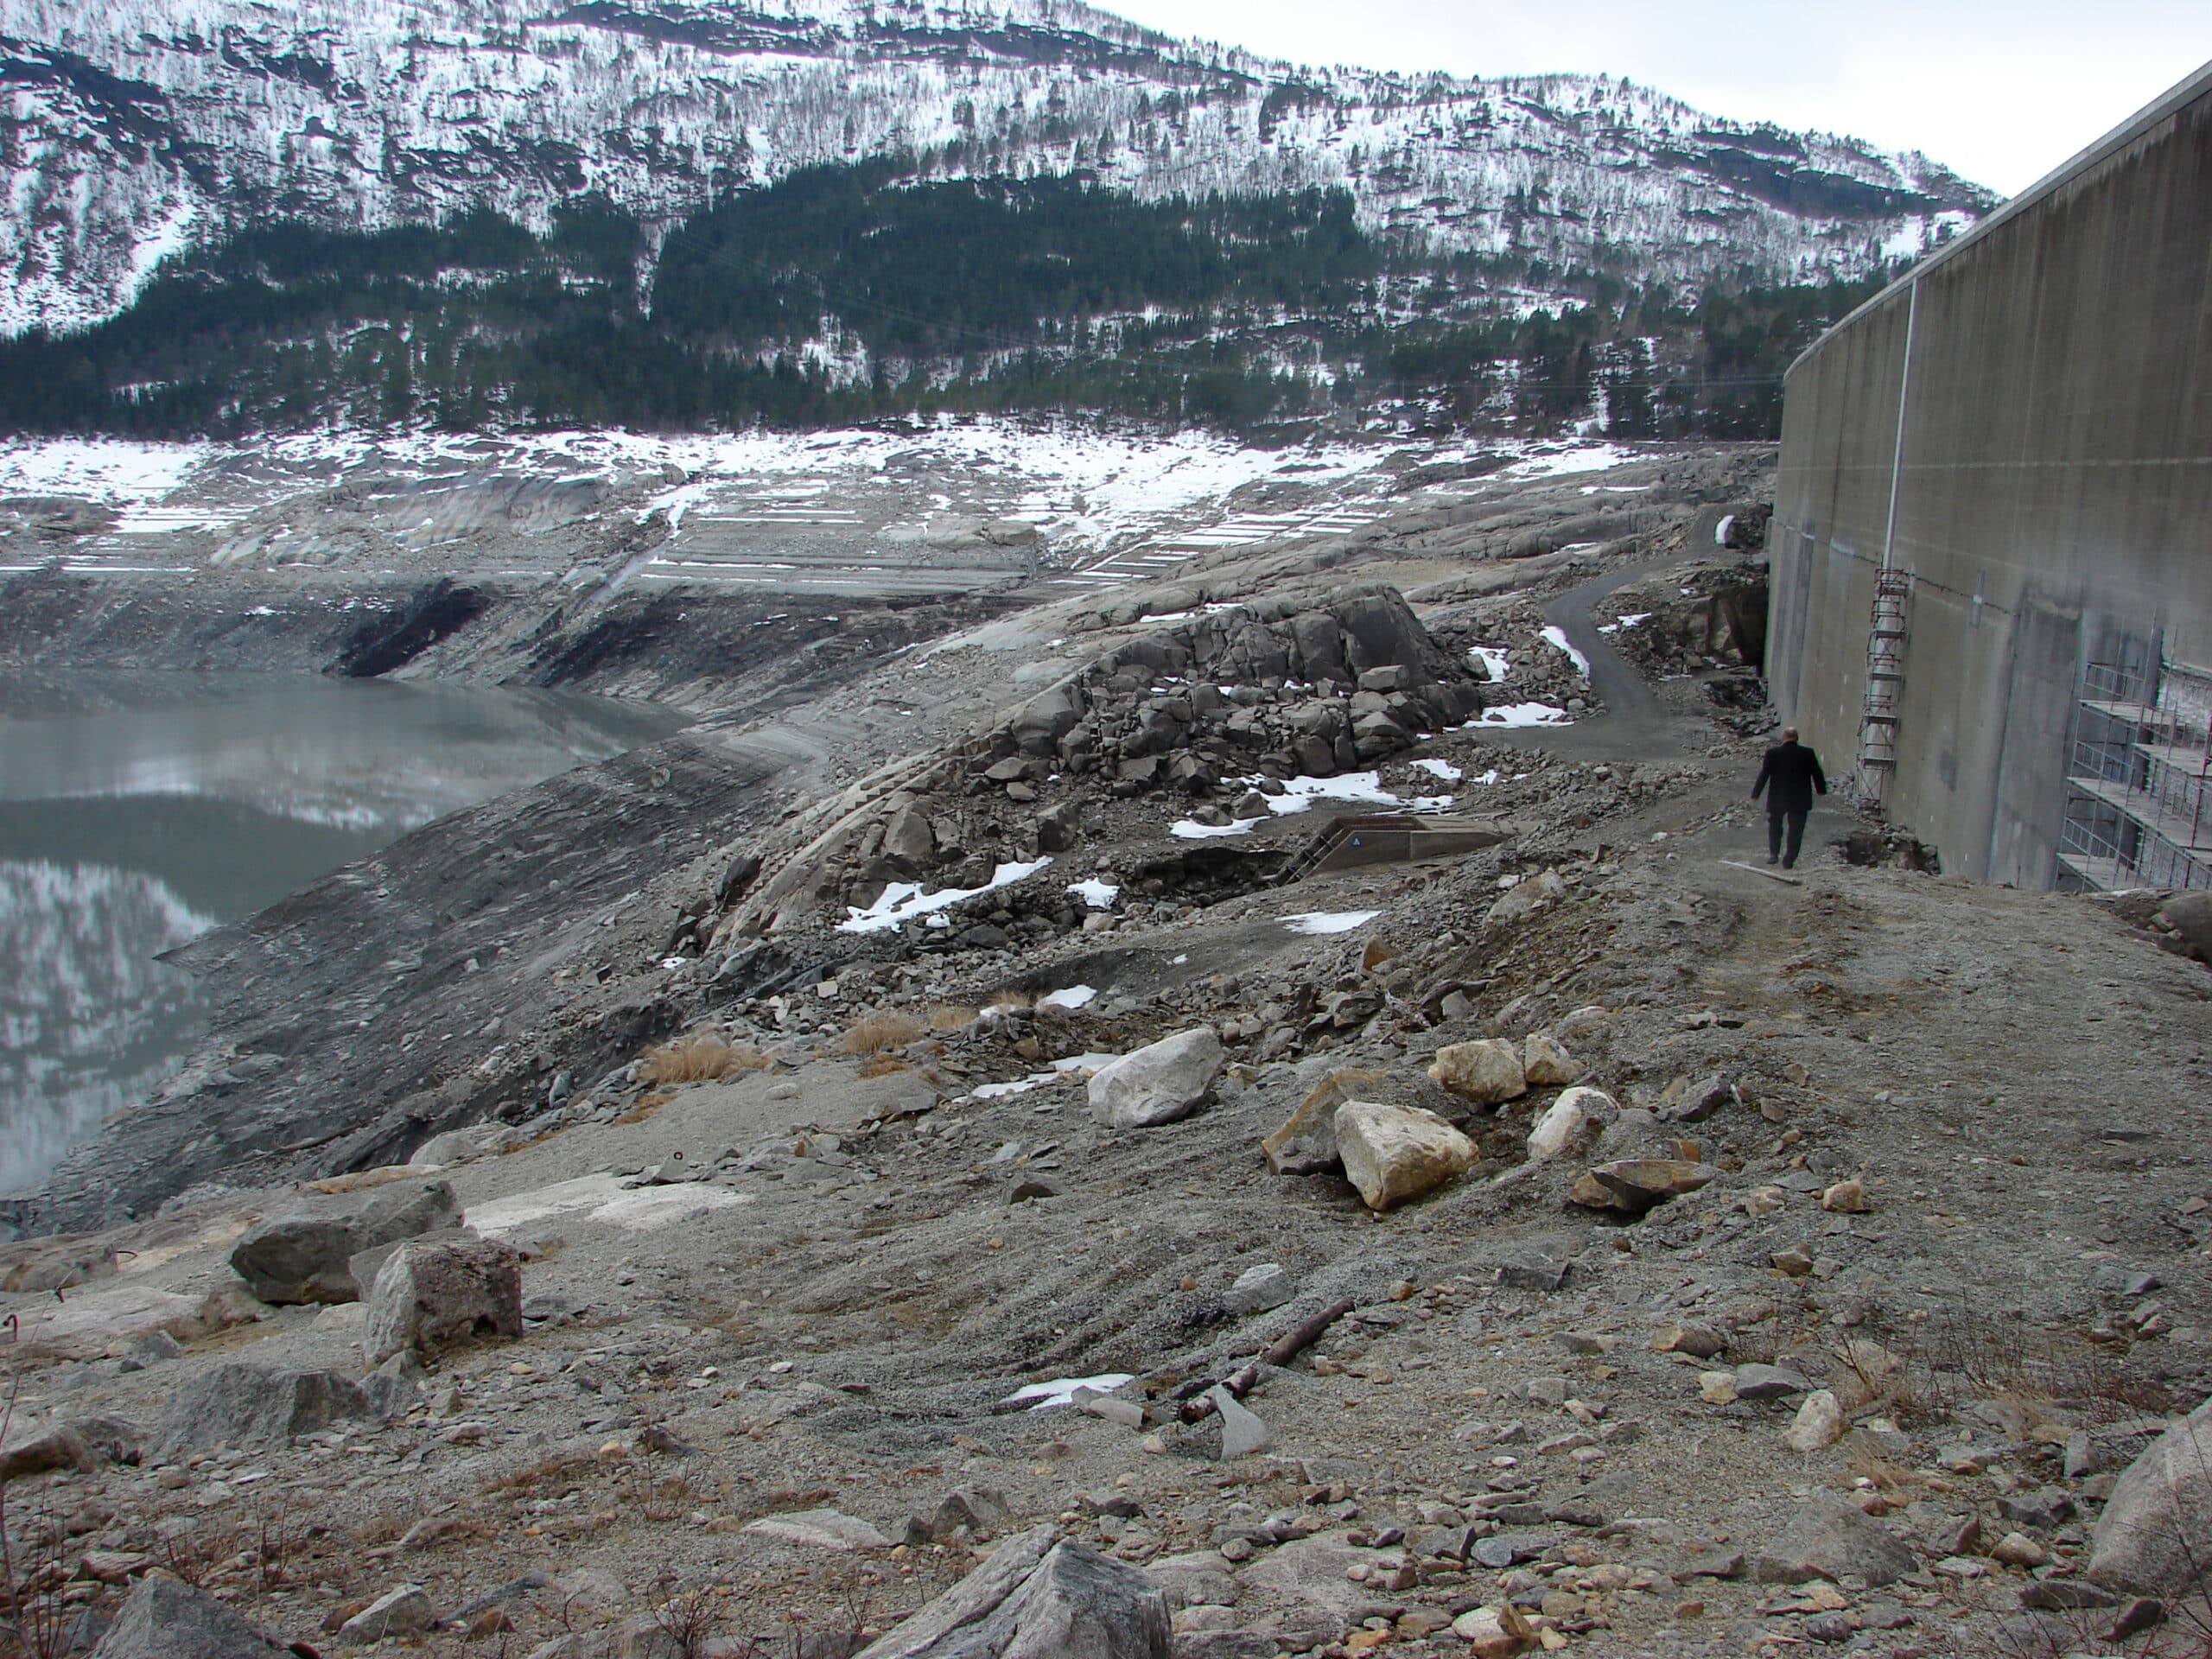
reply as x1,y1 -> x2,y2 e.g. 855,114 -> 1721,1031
856,1525 -> 1169,1659
1088,1029 -> 1223,1129
91,1576 -> 297,1659
2089,1393 -> 2212,1602
1428,1039 -> 1528,1104
362,1237 -> 523,1365
228,1179 -> 461,1305
1333,1100 -> 1476,1211
160,1363 -> 373,1455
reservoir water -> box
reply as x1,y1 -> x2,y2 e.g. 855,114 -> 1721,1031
0,677 -> 688,1194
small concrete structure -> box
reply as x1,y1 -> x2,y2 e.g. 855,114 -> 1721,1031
1290,812 -> 1516,879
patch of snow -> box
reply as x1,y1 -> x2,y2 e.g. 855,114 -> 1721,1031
1172,817 -> 1254,839
1065,878 -> 1119,910
839,856 -> 1052,934
1470,702 -> 1573,728
1616,612 -> 1651,629
971,1074 -> 1053,1100
1471,768 -> 1502,785
1281,910 -> 1382,936
1714,513 -> 1736,546
1039,984 -> 1097,1011
1469,646 -> 1510,682
1412,758 -> 1462,782
244,605 -> 276,616
1001,1373 -> 1137,1411
1503,442 -> 1636,480
1540,626 -> 1592,677
1049,1052 -> 1123,1073
1266,772 -> 1398,814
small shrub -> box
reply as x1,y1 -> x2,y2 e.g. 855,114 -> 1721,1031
640,1035 -> 768,1085
836,1013 -> 926,1056
925,1004 -> 976,1031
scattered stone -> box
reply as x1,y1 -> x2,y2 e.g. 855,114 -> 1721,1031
1205,1388 -> 1272,1459
88,1576 -> 296,1659
228,1179 -> 461,1305
1733,1363 -> 1813,1401
1495,1247 -> 1570,1292
1261,1068 -> 1381,1176
1526,1088 -> 1607,1161
1754,1497 -> 1916,1586
1521,1035 -> 1580,1087
1992,1532 -> 2049,1568
1652,1322 -> 1727,1359
744,1510 -> 893,1551
1429,1039 -> 1528,1104
1487,870 -> 1566,927
854,1525 -> 1169,1658
1569,1159 -> 1719,1214
2018,1580 -> 2119,1612
1672,1548 -> 1746,1582
160,1363 -> 372,1454
1224,1263 -> 1294,1316
1333,1099 -> 1476,1211
1450,1604 -> 1536,1658
1787,1390 -> 1844,1452
362,1237 -> 523,1364
930,1488 -> 1013,1541
1661,1074 -> 1736,1123
0,1424 -> 96,1480
1802,1610 -> 1854,1643
1821,1179 -> 1873,1214
1089,1029 -> 1224,1129
1698,1372 -> 1738,1406
339,1586 -> 435,1643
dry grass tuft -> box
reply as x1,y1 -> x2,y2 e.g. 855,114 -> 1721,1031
925,1003 -> 976,1031
986,988 -> 1033,1012
836,1012 -> 926,1056
855,1054 -> 912,1079
640,1034 -> 768,1086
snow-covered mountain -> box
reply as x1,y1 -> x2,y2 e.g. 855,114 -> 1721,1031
0,0 -> 1993,338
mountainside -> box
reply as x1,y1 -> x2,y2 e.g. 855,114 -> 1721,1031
3,0 -> 1995,340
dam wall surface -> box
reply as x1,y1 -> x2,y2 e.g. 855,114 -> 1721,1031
1770,61 -> 2212,889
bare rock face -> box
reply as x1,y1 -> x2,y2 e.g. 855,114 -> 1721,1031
856,1525 -> 1170,1659
1087,1029 -> 1223,1129
1428,1039 -> 1527,1104
160,1363 -> 373,1455
362,1237 -> 523,1364
90,1576 -> 297,1659
1332,1100 -> 1476,1211
229,1178 -> 461,1305
2090,1393 -> 2212,1602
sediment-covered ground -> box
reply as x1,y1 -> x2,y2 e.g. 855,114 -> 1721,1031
1,429 -> 2205,1659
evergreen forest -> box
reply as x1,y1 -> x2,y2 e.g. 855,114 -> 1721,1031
0,161 -> 1898,442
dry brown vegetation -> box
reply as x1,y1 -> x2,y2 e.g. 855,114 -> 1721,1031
923,1003 -> 976,1031
835,1012 -> 926,1056
639,1034 -> 769,1085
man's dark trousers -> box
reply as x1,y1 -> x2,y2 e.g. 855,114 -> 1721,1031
1769,806 -> 1808,868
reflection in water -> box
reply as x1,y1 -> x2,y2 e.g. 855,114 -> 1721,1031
0,861 -> 212,1192
0,677 -> 689,1194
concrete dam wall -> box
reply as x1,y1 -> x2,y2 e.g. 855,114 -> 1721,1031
1769,60 -> 2212,889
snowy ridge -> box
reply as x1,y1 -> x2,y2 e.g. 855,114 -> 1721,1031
0,0 -> 1994,336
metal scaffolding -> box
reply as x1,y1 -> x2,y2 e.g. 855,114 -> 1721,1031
2057,657 -> 2212,892
1856,569 -> 1910,814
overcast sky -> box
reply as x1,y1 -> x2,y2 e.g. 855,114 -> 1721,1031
1098,0 -> 2212,196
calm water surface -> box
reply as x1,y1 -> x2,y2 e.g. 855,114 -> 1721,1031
0,677 -> 688,1192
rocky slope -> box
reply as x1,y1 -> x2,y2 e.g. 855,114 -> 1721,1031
0,0 -> 1996,336
0,439 -> 2205,1659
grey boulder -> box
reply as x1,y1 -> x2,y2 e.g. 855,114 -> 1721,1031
1088,1029 -> 1223,1129
160,1363 -> 373,1455
228,1179 -> 461,1305
2090,1393 -> 2212,1602
1753,1497 -> 1916,1587
91,1573 -> 297,1658
857,1525 -> 1168,1658
363,1236 -> 524,1364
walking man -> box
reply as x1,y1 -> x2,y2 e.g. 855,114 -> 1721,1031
1751,726 -> 1827,868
